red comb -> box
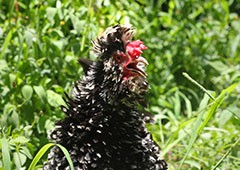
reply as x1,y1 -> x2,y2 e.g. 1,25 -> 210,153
126,40 -> 147,58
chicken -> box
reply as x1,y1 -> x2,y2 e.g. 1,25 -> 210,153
43,24 -> 168,170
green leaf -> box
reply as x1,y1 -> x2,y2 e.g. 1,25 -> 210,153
13,152 -> 27,168
198,93 -> 210,111
173,91 -> 181,118
231,34 -> 240,56
3,103 -> 16,115
22,85 -> 33,100
0,59 -> 9,74
185,160 -> 201,169
47,90 -> 66,107
70,14 -> 85,34
46,7 -> 57,25
10,136 -> 30,145
207,61 -> 229,72
33,85 -> 47,103
1,137 -> 11,170
21,146 -> 33,159
179,91 -> 192,118
24,29 -> 35,47
0,27 -> 3,38
199,84 -> 237,132
9,73 -> 16,88
0,29 -> 14,59
52,40 -> 64,50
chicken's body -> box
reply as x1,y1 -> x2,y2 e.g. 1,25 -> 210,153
43,25 -> 167,170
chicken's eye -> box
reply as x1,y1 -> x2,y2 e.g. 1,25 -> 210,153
113,51 -> 128,64
116,56 -> 121,61
114,55 -> 122,63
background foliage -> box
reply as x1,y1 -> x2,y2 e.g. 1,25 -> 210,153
0,0 -> 239,169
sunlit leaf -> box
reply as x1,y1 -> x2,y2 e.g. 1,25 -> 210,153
47,90 -> 66,107
13,152 -> 27,168
24,29 -> 35,47
10,136 -> 30,145
22,85 -> 33,100
21,146 -> 33,159
46,7 -> 57,25
33,85 -> 47,103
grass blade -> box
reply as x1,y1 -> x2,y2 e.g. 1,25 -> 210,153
0,29 -> 14,59
211,137 -> 240,170
56,144 -> 74,170
28,143 -> 74,170
28,143 -> 55,170
162,118 -> 195,156
1,137 -> 11,170
179,74 -> 237,169
178,107 -> 205,169
182,72 -> 215,100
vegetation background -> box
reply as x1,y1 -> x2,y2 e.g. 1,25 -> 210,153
0,0 -> 239,169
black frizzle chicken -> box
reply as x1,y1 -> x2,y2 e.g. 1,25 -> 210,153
44,25 -> 168,170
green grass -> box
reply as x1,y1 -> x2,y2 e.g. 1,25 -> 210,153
1,137 -> 11,170
28,143 -> 74,170
0,0 -> 240,169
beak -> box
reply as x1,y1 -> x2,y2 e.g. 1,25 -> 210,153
126,56 -> 148,78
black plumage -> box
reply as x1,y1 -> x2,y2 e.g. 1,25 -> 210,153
43,25 -> 167,170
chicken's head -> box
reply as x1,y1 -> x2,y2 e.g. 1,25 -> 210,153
113,40 -> 148,81
92,24 -> 149,101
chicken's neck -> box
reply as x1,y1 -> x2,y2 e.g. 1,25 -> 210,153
71,60 -> 142,109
